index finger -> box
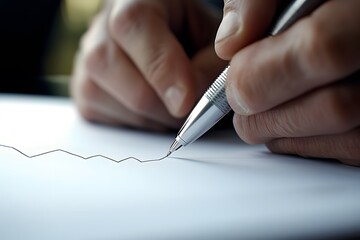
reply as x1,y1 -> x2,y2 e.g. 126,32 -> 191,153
109,0 -> 197,118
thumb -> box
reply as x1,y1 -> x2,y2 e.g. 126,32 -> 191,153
215,0 -> 279,60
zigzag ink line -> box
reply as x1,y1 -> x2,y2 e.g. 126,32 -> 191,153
0,144 -> 169,163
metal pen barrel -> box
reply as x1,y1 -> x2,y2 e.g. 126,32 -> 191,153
168,0 -> 326,155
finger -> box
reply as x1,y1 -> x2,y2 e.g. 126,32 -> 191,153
85,41 -> 179,127
109,0 -> 197,118
266,128 -> 360,166
215,0 -> 280,60
232,78 -> 360,144
80,11 -> 178,127
227,0 -> 360,115
72,70 -> 171,131
185,1 -> 228,97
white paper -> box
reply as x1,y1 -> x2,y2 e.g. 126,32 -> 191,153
0,94 -> 360,239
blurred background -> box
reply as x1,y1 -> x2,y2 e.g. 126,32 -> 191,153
0,0 -> 101,96
0,0 -> 222,97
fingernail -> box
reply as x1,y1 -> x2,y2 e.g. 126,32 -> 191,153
165,84 -> 186,116
215,12 -> 242,43
231,86 -> 251,115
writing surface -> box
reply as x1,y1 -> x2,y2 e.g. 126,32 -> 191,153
0,94 -> 359,239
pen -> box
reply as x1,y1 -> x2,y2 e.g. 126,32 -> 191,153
167,0 -> 326,156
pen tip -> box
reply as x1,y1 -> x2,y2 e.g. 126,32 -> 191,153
169,140 -> 183,154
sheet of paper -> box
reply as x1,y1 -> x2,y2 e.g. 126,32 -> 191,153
0,94 -> 360,239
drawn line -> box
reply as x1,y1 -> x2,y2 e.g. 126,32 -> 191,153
0,144 -> 169,163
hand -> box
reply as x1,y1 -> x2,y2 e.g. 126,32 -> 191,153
71,0 -> 226,131
215,0 -> 360,166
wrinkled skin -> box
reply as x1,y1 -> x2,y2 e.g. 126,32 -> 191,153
72,0 -> 360,166
72,0 -> 226,131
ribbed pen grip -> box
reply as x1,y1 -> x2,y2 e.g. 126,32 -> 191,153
204,66 -> 231,114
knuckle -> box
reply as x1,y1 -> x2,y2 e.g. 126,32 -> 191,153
109,2 -> 146,38
301,19 -> 347,78
83,41 -> 108,77
236,110 -> 298,143
267,110 -> 299,137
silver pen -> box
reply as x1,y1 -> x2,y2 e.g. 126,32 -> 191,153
168,0 -> 326,155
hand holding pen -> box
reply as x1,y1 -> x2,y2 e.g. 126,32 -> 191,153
168,0 -> 327,154
72,0 -> 360,165
215,0 -> 360,165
